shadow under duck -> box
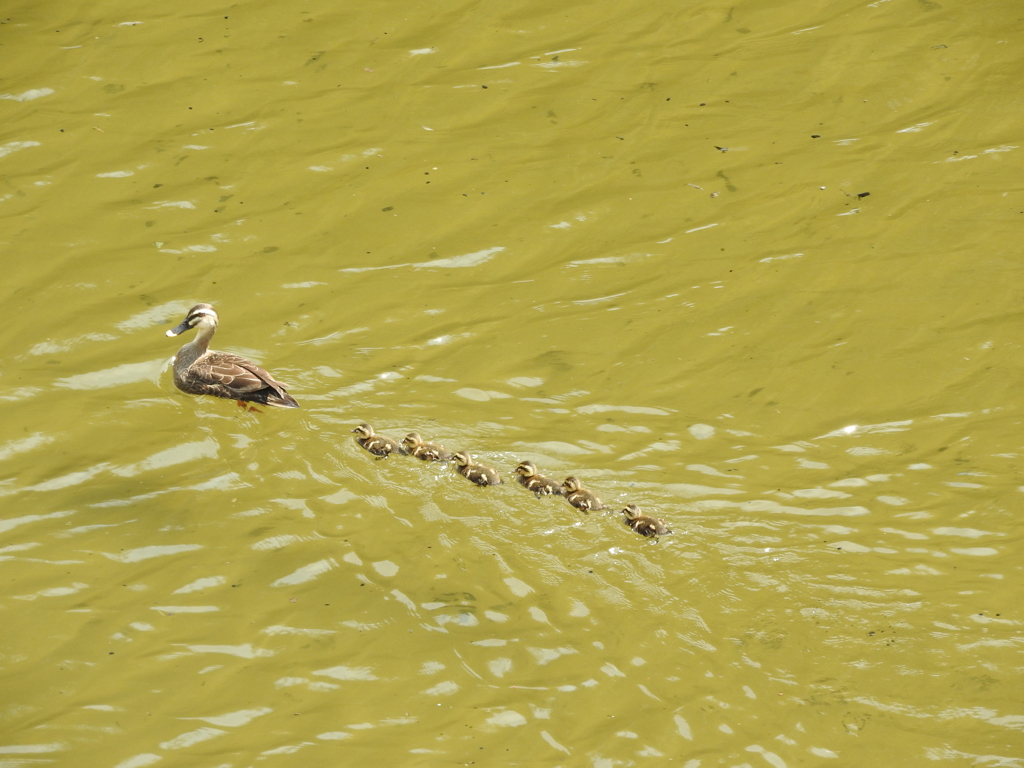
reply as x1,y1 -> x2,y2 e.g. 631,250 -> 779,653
514,461 -> 563,496
561,476 -> 605,512
353,423 -> 405,458
452,452 -> 502,486
166,303 -> 298,409
402,432 -> 453,461
622,504 -> 672,537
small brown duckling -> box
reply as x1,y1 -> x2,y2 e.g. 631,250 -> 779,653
352,423 -> 404,458
561,476 -> 605,512
622,504 -> 672,537
452,452 -> 502,486
514,461 -> 563,497
402,432 -> 453,462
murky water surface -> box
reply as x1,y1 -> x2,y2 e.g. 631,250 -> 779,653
2,0 -> 1022,765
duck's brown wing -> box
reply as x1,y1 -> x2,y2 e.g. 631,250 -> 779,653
195,352 -> 299,407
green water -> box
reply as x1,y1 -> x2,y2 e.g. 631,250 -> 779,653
1,0 -> 1022,766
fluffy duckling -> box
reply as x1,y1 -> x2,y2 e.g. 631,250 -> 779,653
402,432 -> 453,462
165,303 -> 299,409
561,476 -> 605,513
622,504 -> 672,537
514,461 -> 563,497
452,452 -> 502,486
352,423 -> 404,458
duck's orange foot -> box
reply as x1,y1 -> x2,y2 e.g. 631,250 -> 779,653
236,400 -> 263,413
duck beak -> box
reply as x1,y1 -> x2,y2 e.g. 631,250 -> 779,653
166,319 -> 192,337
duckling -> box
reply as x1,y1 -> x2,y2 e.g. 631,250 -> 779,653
514,461 -> 563,497
622,504 -> 672,537
352,423 -> 405,458
402,432 -> 453,462
165,303 -> 299,408
452,452 -> 502,486
561,476 -> 605,512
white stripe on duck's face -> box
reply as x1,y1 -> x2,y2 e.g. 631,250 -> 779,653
186,305 -> 219,326
166,305 -> 219,337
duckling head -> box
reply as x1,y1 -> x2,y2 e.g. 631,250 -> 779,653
352,423 -> 374,438
402,432 -> 423,449
622,504 -> 643,520
562,476 -> 582,493
166,303 -> 219,337
515,461 -> 538,477
452,452 -> 472,468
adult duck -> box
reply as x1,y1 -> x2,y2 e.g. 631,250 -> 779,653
166,303 -> 299,408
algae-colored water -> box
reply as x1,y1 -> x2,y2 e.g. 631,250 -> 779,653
1,0 -> 1022,766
